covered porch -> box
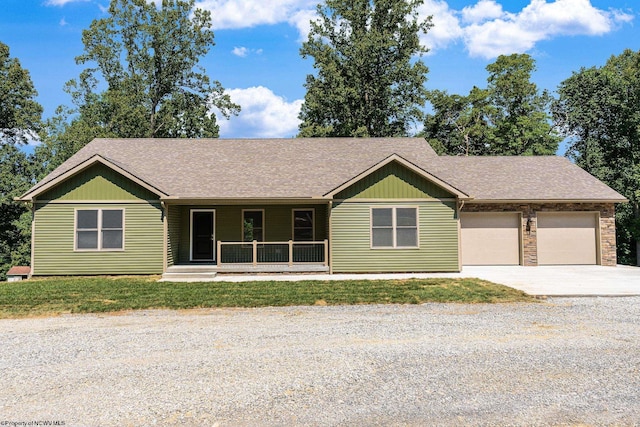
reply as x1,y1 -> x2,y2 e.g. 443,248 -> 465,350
162,201 -> 330,279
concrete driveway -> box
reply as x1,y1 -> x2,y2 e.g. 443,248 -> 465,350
460,265 -> 640,296
213,265 -> 640,297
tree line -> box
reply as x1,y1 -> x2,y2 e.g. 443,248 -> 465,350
1,0 -> 639,279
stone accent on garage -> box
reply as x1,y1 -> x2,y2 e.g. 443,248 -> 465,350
461,203 -> 617,266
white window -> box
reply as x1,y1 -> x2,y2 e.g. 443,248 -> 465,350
293,209 -> 314,241
75,209 -> 124,251
242,210 -> 264,242
371,207 -> 418,248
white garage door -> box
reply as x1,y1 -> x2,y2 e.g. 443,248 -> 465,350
461,212 -> 521,265
537,212 -> 598,265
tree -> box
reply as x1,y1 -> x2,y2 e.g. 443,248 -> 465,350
0,41 -> 42,280
38,0 -> 239,170
486,54 -> 559,155
298,0 -> 432,137
0,42 -> 42,145
423,54 -> 560,156
554,49 -> 640,265
423,87 -> 492,155
0,144 -> 35,281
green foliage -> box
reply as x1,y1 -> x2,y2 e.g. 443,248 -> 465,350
0,42 -> 43,146
554,49 -> 640,265
38,0 -> 240,171
423,87 -> 492,155
0,42 -> 42,280
0,276 -> 534,318
423,53 -> 560,156
298,0 -> 431,137
0,144 -> 39,281
243,219 -> 254,242
35,105 -> 109,173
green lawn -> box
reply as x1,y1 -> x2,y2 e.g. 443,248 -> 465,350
0,276 -> 535,318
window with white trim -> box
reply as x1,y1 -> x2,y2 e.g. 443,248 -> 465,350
75,209 -> 124,250
243,210 -> 264,242
371,207 -> 418,248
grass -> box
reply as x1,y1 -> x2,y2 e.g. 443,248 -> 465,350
0,276 -> 535,318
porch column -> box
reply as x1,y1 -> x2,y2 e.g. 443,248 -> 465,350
324,239 -> 329,266
288,240 -> 293,267
253,240 -> 258,266
162,203 -> 168,272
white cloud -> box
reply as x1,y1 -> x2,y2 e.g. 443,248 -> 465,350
195,0 -> 316,30
44,0 -> 88,5
59,17 -> 68,26
461,0 -> 505,24
417,0 -> 464,52
216,87 -> 303,138
231,47 -> 263,57
232,46 -> 248,57
460,0 -> 633,58
190,0 -> 632,60
288,8 -> 319,42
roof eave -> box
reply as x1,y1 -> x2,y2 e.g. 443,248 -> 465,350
466,198 -> 628,204
161,196 -> 332,205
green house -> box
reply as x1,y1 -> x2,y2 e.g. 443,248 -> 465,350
18,138 -> 626,280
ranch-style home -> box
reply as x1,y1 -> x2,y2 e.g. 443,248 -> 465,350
18,137 -> 626,280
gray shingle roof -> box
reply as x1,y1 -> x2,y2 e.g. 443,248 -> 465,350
30,138 -> 440,199
433,156 -> 626,202
24,137 -> 626,202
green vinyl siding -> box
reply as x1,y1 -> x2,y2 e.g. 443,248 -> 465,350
31,163 -> 164,276
331,201 -> 459,272
38,164 -> 159,201
172,204 -> 329,264
32,202 -> 164,275
335,161 -> 454,200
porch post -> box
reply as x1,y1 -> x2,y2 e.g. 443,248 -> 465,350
288,240 -> 293,267
253,240 -> 258,266
324,239 -> 329,266
162,202 -> 168,273
216,241 -> 221,267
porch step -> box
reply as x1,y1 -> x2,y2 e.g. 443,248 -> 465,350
160,265 -> 218,282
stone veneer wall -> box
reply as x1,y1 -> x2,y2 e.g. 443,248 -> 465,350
462,203 -> 617,266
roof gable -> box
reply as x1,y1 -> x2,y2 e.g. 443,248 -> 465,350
19,154 -> 168,201
37,163 -> 161,201
326,154 -> 470,200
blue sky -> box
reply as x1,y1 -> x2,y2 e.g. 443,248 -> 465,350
1,0 -> 638,144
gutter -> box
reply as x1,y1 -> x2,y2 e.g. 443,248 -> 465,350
466,199 -> 628,204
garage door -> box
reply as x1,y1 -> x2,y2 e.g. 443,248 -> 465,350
537,212 -> 598,265
461,212 -> 521,265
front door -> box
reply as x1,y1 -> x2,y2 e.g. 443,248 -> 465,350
190,210 -> 215,261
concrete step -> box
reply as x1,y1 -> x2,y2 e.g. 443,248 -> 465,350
165,266 -> 218,274
160,268 -> 218,282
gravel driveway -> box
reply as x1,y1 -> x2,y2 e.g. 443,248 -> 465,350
1,298 -> 639,426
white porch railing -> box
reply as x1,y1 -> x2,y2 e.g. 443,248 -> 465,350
217,240 -> 329,266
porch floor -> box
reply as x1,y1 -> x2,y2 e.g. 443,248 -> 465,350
160,264 -> 330,282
